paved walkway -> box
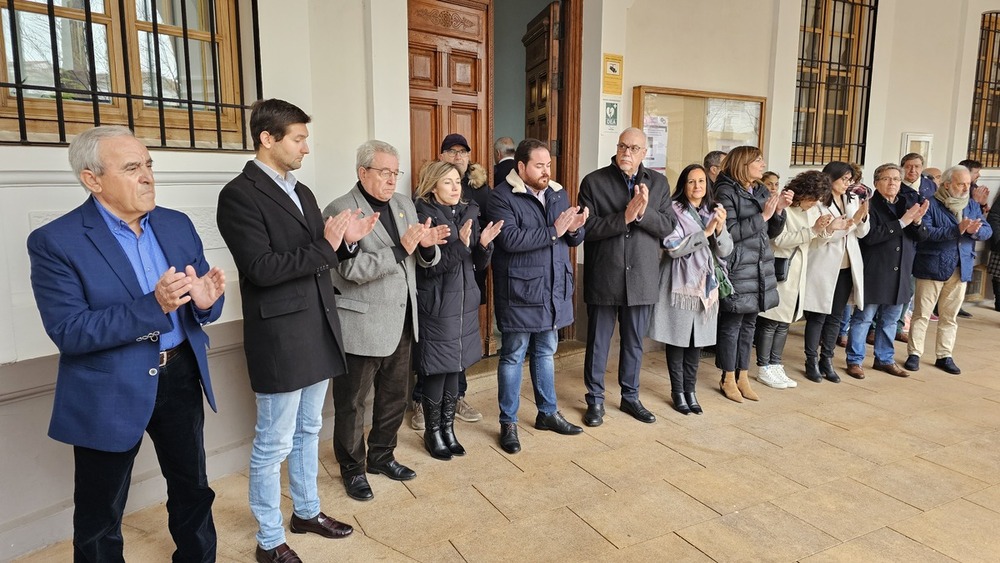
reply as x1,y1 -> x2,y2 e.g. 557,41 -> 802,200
22,305 -> 1000,562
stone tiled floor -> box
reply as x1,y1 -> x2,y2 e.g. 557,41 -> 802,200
21,305 -> 1000,562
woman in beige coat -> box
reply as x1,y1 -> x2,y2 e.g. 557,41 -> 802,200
755,171 -> 835,389
802,162 -> 869,383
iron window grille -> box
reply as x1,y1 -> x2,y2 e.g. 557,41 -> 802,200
0,0 -> 261,150
969,11 -> 1000,168
792,0 -> 877,166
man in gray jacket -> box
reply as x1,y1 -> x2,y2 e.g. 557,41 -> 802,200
578,128 -> 676,426
325,140 -> 447,501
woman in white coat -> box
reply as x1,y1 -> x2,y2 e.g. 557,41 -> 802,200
802,161 -> 870,382
755,171 -> 836,389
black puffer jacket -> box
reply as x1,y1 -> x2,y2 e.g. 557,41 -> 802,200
414,199 -> 493,375
714,174 -> 785,314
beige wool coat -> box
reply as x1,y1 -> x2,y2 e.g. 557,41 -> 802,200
760,205 -> 826,324
802,196 -> 870,314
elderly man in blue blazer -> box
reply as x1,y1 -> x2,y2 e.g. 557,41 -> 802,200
27,126 -> 226,562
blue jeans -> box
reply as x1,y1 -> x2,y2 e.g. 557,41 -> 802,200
249,379 -> 328,550
497,330 -> 558,423
847,303 -> 904,366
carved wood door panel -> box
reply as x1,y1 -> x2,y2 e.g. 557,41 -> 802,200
408,0 -> 495,355
522,2 -> 559,173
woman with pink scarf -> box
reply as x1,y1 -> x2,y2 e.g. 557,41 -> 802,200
648,164 -> 733,414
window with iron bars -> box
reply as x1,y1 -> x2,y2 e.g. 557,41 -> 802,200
969,11 -> 1000,168
0,0 -> 260,150
792,0 -> 877,166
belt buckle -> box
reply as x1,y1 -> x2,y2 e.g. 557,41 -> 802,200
159,350 -> 169,367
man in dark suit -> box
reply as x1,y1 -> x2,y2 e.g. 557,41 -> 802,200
217,99 -> 375,563
27,125 -> 226,562
578,127 -> 675,427
493,136 -> 516,188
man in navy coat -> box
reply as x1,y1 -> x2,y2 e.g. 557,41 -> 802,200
27,126 -> 226,561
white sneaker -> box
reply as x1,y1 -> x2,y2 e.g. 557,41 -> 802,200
756,365 -> 787,389
773,364 -> 797,388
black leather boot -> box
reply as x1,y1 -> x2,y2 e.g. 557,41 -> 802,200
440,393 -> 466,456
671,392 -> 691,415
422,397 -> 452,460
685,392 -> 702,414
818,357 -> 841,383
804,358 -> 823,382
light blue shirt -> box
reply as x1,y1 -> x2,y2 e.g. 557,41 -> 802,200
93,198 -> 185,350
254,159 -> 303,214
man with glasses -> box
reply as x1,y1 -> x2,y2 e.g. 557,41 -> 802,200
324,140 -> 448,502
577,127 -> 675,426
846,163 -> 929,379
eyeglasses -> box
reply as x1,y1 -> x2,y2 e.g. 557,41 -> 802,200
365,167 -> 404,180
443,149 -> 470,157
616,143 -> 645,154
876,176 -> 902,183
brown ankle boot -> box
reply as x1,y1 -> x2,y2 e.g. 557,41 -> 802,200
720,371 -> 743,403
735,369 -> 759,401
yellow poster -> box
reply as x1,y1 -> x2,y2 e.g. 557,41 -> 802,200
602,53 -> 623,96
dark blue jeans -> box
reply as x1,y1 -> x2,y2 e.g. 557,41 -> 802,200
73,341 -> 215,562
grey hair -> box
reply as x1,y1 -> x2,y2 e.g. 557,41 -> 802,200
704,150 -> 727,168
942,165 -> 971,185
356,140 -> 399,170
873,163 -> 902,182
494,136 -> 515,156
68,125 -> 136,188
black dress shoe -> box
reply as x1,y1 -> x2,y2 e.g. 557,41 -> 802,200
670,392 -> 691,415
934,356 -> 962,374
818,357 -> 840,383
256,543 -> 302,563
535,411 -> 584,434
499,422 -> 520,454
684,392 -> 703,415
903,354 -> 920,372
620,398 -> 656,423
343,474 -> 373,501
290,512 -> 353,538
366,459 -> 416,481
583,403 -> 605,427
957,308 -> 973,318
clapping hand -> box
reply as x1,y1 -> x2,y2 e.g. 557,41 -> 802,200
459,219 -> 473,247
479,219 -> 503,247
959,217 -> 984,235
852,199 -> 869,224
901,199 -> 930,226
625,185 -> 648,224
187,265 -> 225,309
344,209 -> 379,245
828,215 -> 852,232
813,214 -> 834,234
555,206 -> 588,237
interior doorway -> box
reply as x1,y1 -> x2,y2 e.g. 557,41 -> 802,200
407,0 -> 583,352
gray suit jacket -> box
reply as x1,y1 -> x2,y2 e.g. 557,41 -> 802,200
324,184 -> 439,357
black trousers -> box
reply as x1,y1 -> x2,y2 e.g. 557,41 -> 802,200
332,321 -> 412,477
665,343 -> 701,393
803,268 -> 853,361
716,311 -> 757,371
583,304 -> 652,404
421,371 -> 461,403
73,341 -> 215,563
755,317 -> 790,365
412,370 -> 468,402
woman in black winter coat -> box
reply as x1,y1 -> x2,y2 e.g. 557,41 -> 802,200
713,146 -> 792,403
413,161 -> 503,460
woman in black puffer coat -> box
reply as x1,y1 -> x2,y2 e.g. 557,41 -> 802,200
413,161 -> 502,460
713,146 -> 791,403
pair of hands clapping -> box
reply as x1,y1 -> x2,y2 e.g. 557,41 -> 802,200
458,219 -> 505,248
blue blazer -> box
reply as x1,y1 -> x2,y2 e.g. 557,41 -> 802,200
27,197 -> 223,452
914,197 -> 993,282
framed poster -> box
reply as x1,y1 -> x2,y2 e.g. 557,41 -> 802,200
632,86 -> 766,188
901,133 -> 933,165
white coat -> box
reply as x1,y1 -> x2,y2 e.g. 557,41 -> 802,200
760,205 -> 824,323
803,195 -> 870,314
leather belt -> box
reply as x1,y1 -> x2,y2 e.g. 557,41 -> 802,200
159,345 -> 184,367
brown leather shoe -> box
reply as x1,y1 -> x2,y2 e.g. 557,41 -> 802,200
836,335 -> 848,348
873,361 -> 909,377
865,330 -> 875,345
290,511 -> 353,538
846,364 -> 865,379
894,332 -> 909,343
256,543 -> 302,563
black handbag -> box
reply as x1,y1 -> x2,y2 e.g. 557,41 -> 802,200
773,248 -> 799,283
